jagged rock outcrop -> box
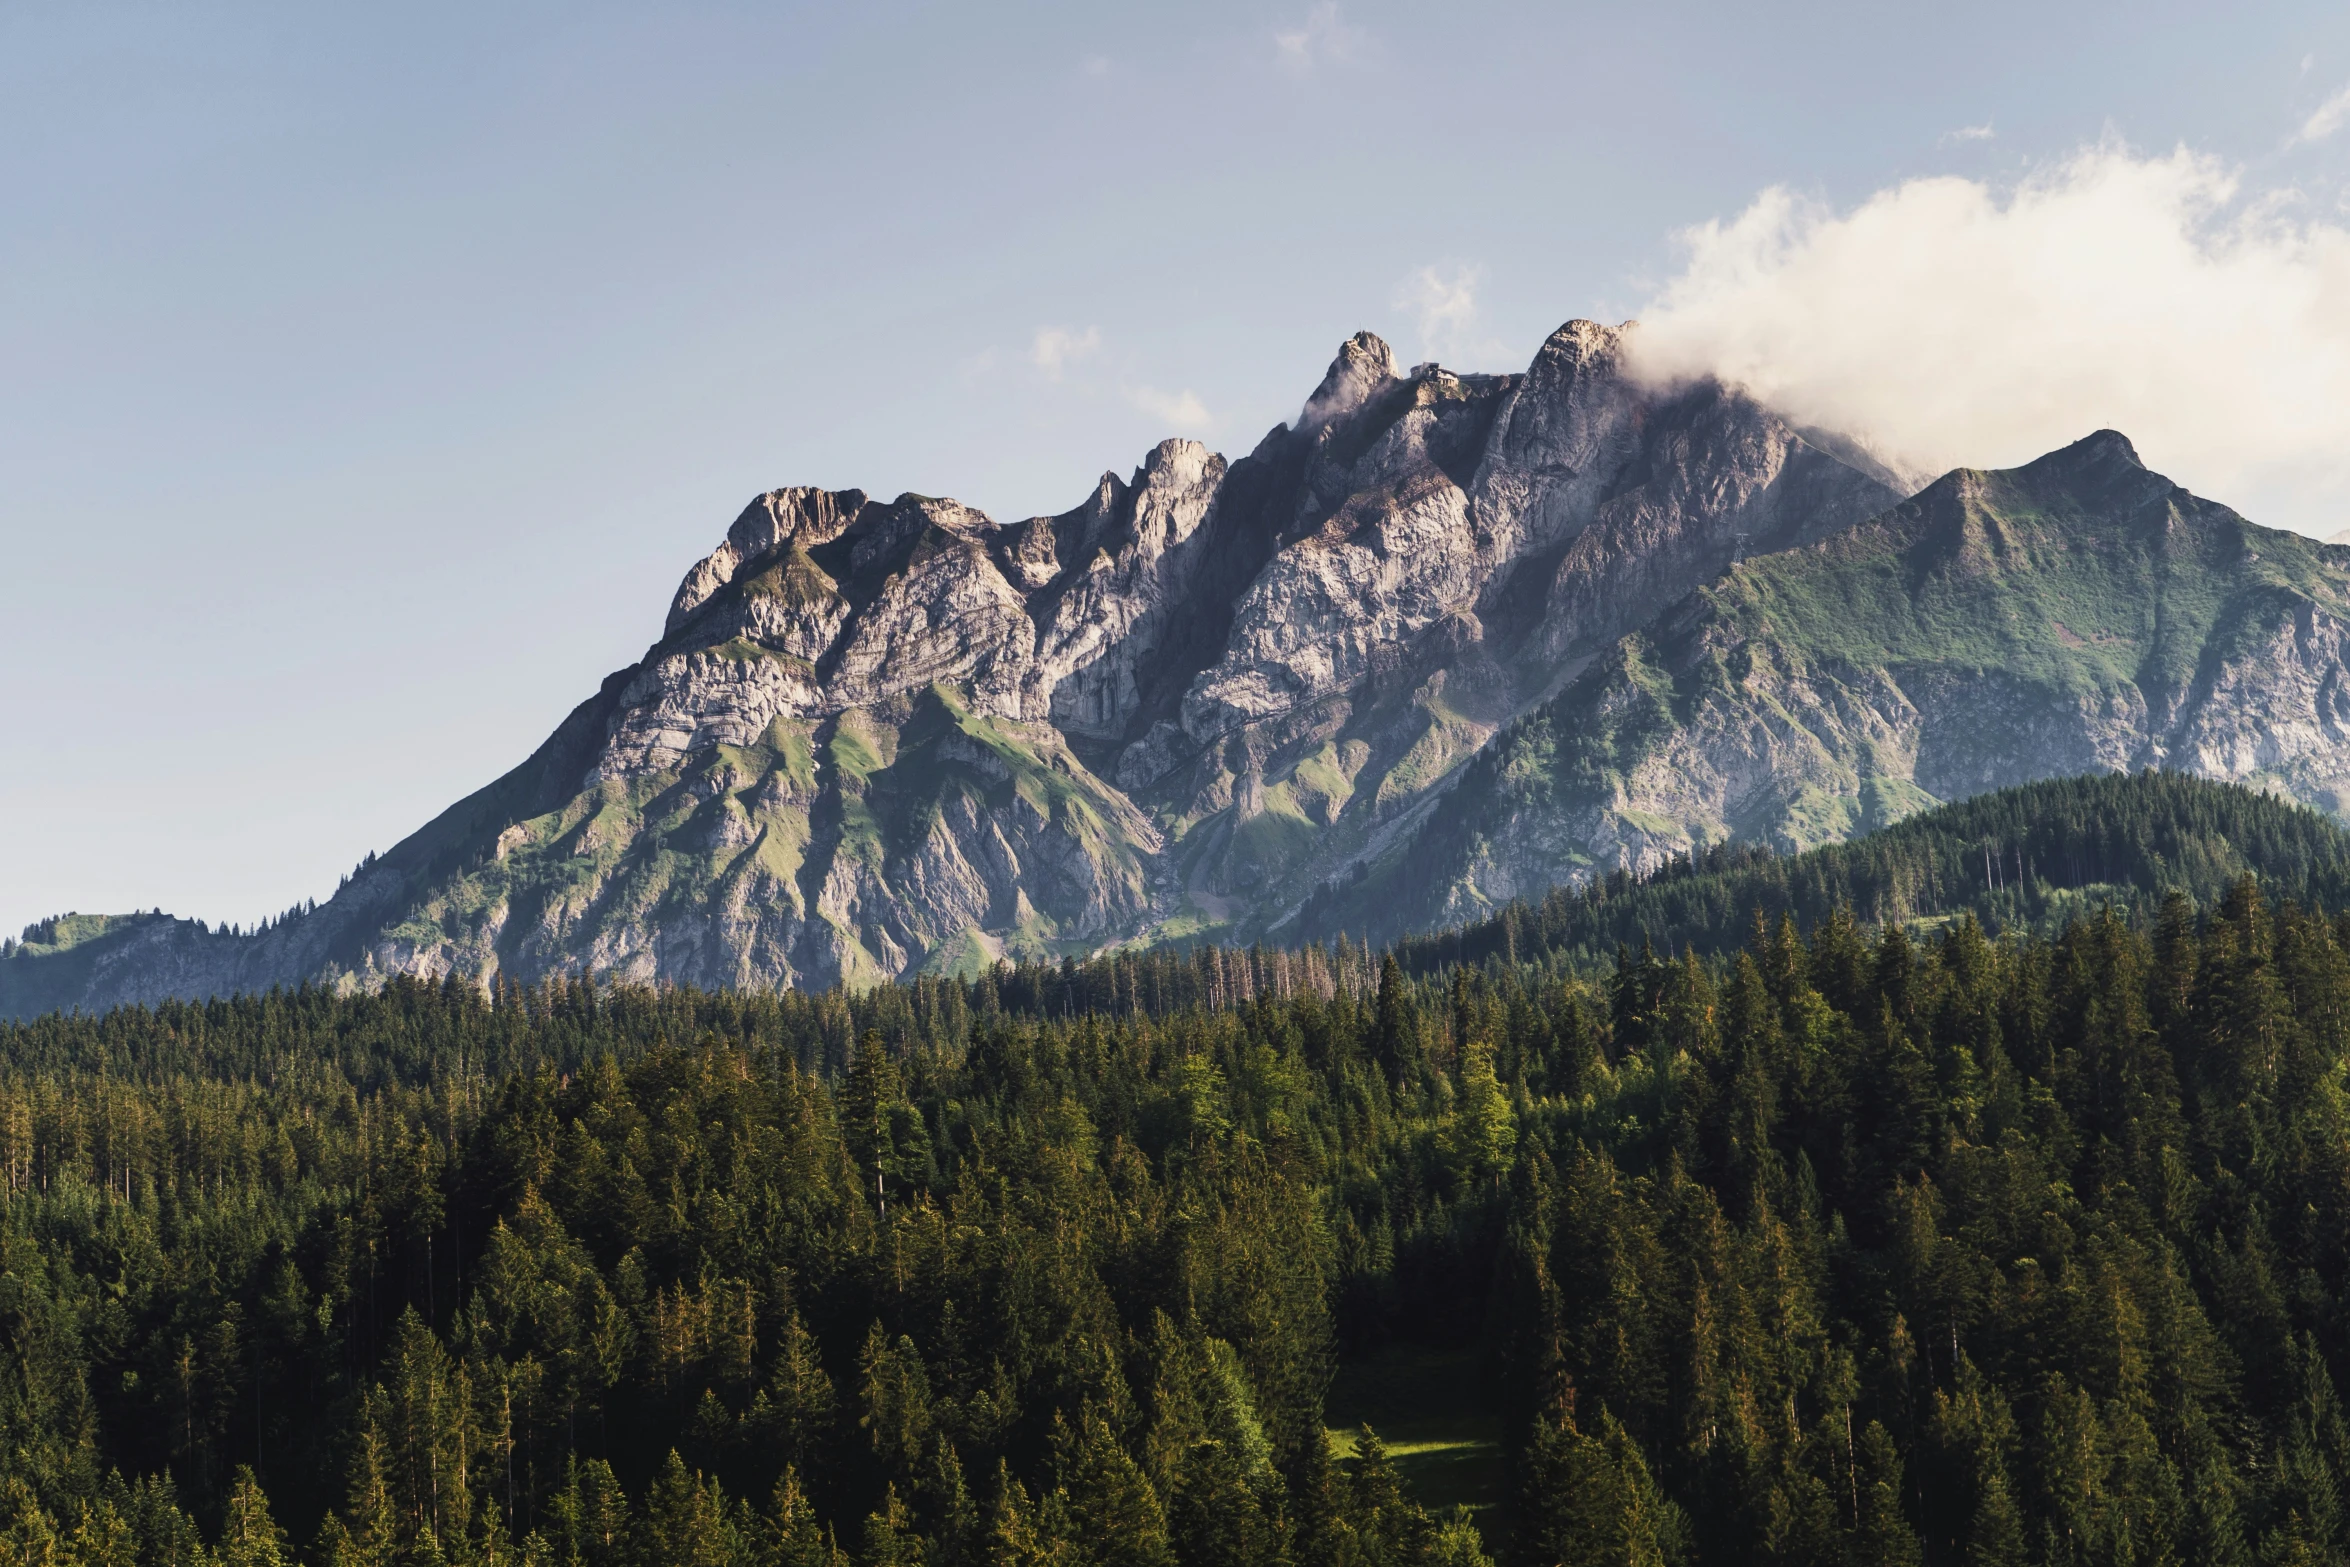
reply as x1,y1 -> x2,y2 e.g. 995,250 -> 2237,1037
1135,323 -> 1900,913
39,322 -> 2350,1014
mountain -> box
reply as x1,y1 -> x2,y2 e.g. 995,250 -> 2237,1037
1,321 -> 1905,1013
1327,429 -> 2350,941
12,323 -> 2350,1017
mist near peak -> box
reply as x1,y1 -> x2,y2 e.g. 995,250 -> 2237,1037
1625,144 -> 2350,533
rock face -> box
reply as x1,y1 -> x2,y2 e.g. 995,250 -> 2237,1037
22,321 -> 2350,1014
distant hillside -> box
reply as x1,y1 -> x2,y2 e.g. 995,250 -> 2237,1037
0,910 -> 244,1024
1390,770 -> 2350,973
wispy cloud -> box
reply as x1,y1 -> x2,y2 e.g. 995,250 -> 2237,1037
1626,141 -> 2350,533
1941,121 -> 1995,145
2294,82 -> 2350,145
1029,326 -> 1100,380
1275,2 -> 1364,72
1127,386 -> 1214,431
957,347 -> 1000,387
1081,55 -> 1111,79
1392,262 -> 1504,367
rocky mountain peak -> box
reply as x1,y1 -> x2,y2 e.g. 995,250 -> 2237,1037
2076,428 -> 2142,464
1138,437 -> 1216,489
1299,330 -> 1399,430
1353,428 -> 2350,943
1538,317 -> 1627,369
665,485 -> 873,633
1907,429 -> 2165,530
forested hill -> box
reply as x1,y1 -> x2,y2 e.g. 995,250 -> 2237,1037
16,848 -> 2350,1563
1391,769 -> 2350,974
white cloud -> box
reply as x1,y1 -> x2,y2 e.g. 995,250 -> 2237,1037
1127,385 -> 1214,431
1942,121 -> 1995,145
957,347 -> 1000,387
1029,325 -> 1100,380
1275,2 -> 1363,72
2294,83 -> 2350,145
1081,55 -> 1111,78
1393,262 -> 1501,366
1625,142 -> 2350,533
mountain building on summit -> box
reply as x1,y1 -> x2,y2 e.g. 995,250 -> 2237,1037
11,324 -> 2350,1014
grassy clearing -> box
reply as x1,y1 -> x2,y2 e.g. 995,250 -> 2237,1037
1862,773 -> 1940,830
1230,785 -> 1322,875
1375,708 -> 1488,812
1290,739 -> 1370,823
1324,1343 -> 1508,1550
743,546 -> 840,610
915,926 -> 1001,978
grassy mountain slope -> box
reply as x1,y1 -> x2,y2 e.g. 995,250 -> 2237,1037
354,680 -> 1159,989
1325,430 -> 2350,941
0,683 -> 1162,1018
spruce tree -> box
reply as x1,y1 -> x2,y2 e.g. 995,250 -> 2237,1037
216,1469 -> 292,1567
1049,1411 -> 1171,1567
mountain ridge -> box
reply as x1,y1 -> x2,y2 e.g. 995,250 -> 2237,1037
18,321 -> 2350,1016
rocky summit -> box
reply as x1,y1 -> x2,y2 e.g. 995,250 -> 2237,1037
13,322 -> 2350,1014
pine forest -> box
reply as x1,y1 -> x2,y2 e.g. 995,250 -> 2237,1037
8,774 -> 2350,1567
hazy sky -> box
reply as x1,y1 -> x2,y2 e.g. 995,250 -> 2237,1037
8,1 -> 2350,937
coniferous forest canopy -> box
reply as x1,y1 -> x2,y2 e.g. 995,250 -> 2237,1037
16,775 -> 2350,1564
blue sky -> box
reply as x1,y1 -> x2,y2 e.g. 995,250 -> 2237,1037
7,1 -> 2350,935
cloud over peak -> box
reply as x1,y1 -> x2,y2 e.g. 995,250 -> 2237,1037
1393,262 -> 1498,366
1627,143 -> 2350,532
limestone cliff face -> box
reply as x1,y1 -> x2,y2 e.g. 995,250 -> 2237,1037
1132,323 -> 1900,917
40,325 -> 2350,1014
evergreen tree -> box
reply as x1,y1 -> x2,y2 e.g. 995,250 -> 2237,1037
1348,1429 -> 1429,1565
753,1468 -> 833,1567
982,1465 -> 1066,1567
859,1485 -> 924,1567
1515,1411 -> 1682,1567
1850,1422 -> 1921,1567
1050,1412 -> 1171,1567
641,1451 -> 745,1567
1372,956 -> 1420,1088
217,1469 -> 292,1567
1169,1436 -> 1281,1567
